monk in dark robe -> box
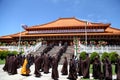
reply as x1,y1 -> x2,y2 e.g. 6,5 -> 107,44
104,56 -> 112,80
40,53 -> 44,72
10,55 -> 18,75
6,55 -> 17,75
51,56 -> 59,80
16,54 -> 22,68
3,55 -> 9,72
67,55 -> 77,80
34,55 -> 42,77
102,59 -> 106,79
67,59 -> 73,79
61,56 -> 68,75
21,55 -> 25,66
115,54 -> 119,75
43,54 -> 50,73
116,57 -> 120,80
78,56 -> 83,76
82,54 -> 90,78
48,54 -> 52,68
7,55 -> 14,74
92,56 -> 101,79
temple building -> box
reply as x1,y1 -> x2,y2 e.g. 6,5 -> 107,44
0,17 -> 120,46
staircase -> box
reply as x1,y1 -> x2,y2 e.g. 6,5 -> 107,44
30,45 -> 47,56
29,45 -> 74,64
59,46 -> 74,64
47,46 -> 62,56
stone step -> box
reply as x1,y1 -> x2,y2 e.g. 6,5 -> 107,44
59,46 -> 74,64
47,46 -> 62,56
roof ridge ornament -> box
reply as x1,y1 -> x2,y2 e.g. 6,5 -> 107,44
21,24 -> 28,29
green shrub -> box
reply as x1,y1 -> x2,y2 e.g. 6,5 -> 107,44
3,51 -> 10,58
0,51 -> 8,60
90,52 -> 99,63
101,52 -> 109,61
109,52 -> 118,63
0,50 -> 18,60
11,51 -> 18,55
79,51 -> 86,60
0,51 -> 2,60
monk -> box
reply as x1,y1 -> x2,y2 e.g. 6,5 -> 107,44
51,56 -> 59,80
10,55 -> 18,75
82,53 -> 90,78
40,53 -> 44,72
3,55 -> 9,72
67,55 -> 77,80
16,54 -> 22,68
21,55 -> 31,76
43,54 -> 50,74
104,56 -> 112,80
92,56 -> 101,79
61,56 -> 68,75
21,55 -> 25,66
78,56 -> 83,76
7,55 -> 14,74
116,57 -> 120,80
34,55 -> 42,77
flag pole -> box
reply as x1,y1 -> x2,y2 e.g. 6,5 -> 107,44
85,21 -> 88,52
18,25 -> 22,54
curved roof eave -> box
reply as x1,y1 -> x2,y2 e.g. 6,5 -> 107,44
24,17 -> 110,30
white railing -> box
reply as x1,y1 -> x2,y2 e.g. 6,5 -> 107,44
78,44 -> 120,54
33,42 -> 42,52
0,46 -> 18,51
0,42 -> 42,54
24,42 -> 42,55
0,43 -> 120,54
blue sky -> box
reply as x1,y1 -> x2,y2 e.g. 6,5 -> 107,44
0,0 -> 120,36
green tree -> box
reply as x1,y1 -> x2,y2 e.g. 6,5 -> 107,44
101,52 -> 109,61
11,51 -> 18,55
79,51 -> 86,60
90,52 -> 99,63
109,52 -> 118,63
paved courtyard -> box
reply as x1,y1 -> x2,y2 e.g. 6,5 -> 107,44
0,64 -> 116,80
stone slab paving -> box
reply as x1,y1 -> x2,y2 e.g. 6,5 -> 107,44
0,64 -> 116,80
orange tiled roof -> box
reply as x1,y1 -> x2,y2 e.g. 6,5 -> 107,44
10,31 -> 28,37
0,31 -> 27,39
1,27 -> 120,38
105,27 -> 120,33
0,35 -> 12,39
10,32 -> 120,38
25,17 -> 110,30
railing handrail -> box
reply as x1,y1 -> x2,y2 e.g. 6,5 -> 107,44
0,42 -> 42,54
0,44 -> 120,53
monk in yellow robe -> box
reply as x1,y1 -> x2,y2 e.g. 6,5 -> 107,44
21,56 -> 31,76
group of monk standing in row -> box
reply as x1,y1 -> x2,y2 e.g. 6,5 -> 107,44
69,53 -> 120,80
2,53 -> 61,80
69,54 -> 120,80
2,52 -> 120,80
